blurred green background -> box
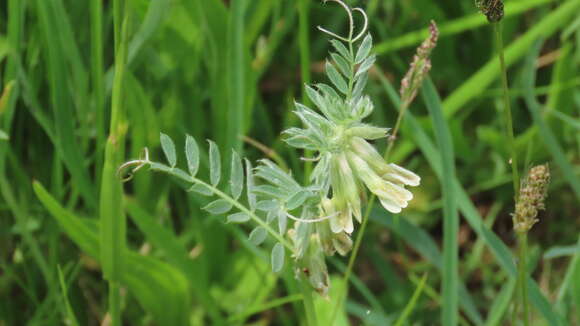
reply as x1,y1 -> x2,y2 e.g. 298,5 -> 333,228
0,0 -> 578,325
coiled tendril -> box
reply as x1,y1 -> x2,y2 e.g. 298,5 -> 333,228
317,0 -> 368,43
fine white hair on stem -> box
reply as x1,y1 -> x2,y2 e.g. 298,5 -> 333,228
286,211 -> 338,223
317,0 -> 354,42
351,7 -> 369,42
117,147 -> 150,182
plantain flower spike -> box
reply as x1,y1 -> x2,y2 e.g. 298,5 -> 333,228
284,0 -> 421,235
512,164 -> 550,233
400,20 -> 439,106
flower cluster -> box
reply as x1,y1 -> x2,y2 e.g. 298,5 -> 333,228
513,164 -> 550,233
400,21 -> 439,106
285,8 -> 420,237
123,0 -> 424,297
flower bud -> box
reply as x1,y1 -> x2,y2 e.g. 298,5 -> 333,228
348,125 -> 390,140
346,151 -> 414,213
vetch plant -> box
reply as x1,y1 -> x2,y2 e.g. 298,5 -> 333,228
119,0 -> 420,301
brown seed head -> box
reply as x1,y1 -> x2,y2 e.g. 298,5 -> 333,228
512,164 -> 550,233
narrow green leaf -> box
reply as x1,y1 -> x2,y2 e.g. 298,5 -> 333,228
245,159 -> 257,211
203,199 -> 233,215
286,190 -> 309,210
355,34 -> 372,64
256,199 -> 278,211
271,242 -> 285,273
188,183 -> 213,196
230,150 -> 243,199
277,209 -> 287,234
485,278 -> 516,326
0,129 -> 8,140
33,181 -> 191,325
331,53 -> 351,77
57,265 -> 80,326
377,73 -> 557,325
160,132 -> 177,168
249,227 -> 267,245
325,61 -> 348,94
227,212 -> 250,223
185,135 -> 200,177
355,54 -> 375,78
394,273 -> 428,326
422,78 -> 458,326
331,39 -> 352,61
352,72 -> 368,100
208,140 -> 221,186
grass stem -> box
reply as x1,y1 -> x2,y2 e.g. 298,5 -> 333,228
494,22 -> 520,194
495,21 -> 528,326
517,232 -> 530,326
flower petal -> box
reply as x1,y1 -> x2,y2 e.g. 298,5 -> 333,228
386,163 -> 421,186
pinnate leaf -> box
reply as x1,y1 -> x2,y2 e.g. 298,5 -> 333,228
185,135 -> 199,177
227,212 -> 250,223
245,159 -> 257,211
355,34 -> 372,64
331,39 -> 352,61
208,140 -> 221,186
326,61 -> 348,94
203,199 -> 232,215
188,183 -> 212,196
355,54 -> 376,78
160,133 -> 177,167
271,243 -> 285,273
230,150 -> 243,199
249,227 -> 267,245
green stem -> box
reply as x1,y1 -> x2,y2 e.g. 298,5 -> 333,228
496,20 -> 525,326
300,275 -> 318,326
517,232 -> 530,326
330,76 -> 411,324
102,2 -> 129,325
298,0 -> 313,180
384,100 -> 411,160
329,195 -> 374,324
494,22 -> 520,195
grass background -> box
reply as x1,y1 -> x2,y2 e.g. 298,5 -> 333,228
1,0 -> 579,325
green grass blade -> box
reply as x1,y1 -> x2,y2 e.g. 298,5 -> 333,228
374,0 -> 554,55
422,78 -> 459,325
521,43 -> 580,198
125,199 -> 225,324
378,72 -> 561,325
100,2 -> 130,324
35,0 -> 97,209
56,265 -> 79,326
33,181 -> 191,325
443,0 -> 580,117
394,273 -> 428,326
369,210 -> 483,325
485,277 -> 516,326
228,0 -> 247,153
